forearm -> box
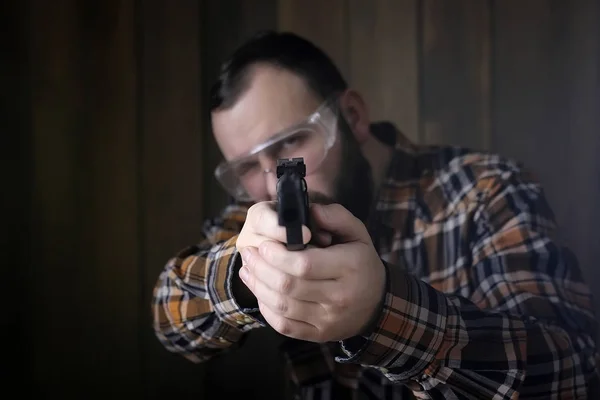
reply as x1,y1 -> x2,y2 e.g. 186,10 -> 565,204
419,287 -> 595,399
337,265 -> 598,398
152,235 -> 264,362
152,267 -> 245,363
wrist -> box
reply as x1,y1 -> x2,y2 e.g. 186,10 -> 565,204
359,260 -> 388,337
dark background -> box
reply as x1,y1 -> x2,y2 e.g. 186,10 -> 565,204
3,0 -> 599,398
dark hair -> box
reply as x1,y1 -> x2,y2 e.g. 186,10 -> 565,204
210,30 -> 347,111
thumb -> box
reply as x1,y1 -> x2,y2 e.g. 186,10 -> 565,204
310,203 -> 369,243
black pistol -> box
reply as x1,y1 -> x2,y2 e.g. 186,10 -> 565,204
276,158 -> 310,251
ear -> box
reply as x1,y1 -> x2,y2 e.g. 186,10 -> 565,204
338,89 -> 371,144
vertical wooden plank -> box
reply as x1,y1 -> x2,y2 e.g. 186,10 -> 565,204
0,0 -> 32,390
139,1 -> 206,398
77,1 -> 141,392
202,0 -> 278,218
493,1 -> 559,162
563,0 -> 600,290
348,0 -> 420,142
201,2 -> 285,399
29,0 -> 141,395
277,0 -> 350,80
493,0 -> 571,242
29,1 -> 85,393
421,0 -> 492,149
76,0 -> 141,393
494,0 -> 600,319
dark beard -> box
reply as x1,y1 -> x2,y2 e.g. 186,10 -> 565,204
308,116 -> 374,223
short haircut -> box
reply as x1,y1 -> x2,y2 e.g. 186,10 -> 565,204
209,30 -> 347,111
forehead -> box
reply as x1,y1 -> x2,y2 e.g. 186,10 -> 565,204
212,64 -> 322,160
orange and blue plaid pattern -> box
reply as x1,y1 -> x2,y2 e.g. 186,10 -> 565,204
152,126 -> 598,399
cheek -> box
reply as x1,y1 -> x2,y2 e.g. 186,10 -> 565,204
305,138 -> 343,196
304,175 -> 333,197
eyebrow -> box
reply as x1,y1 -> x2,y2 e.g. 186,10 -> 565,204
240,112 -> 318,160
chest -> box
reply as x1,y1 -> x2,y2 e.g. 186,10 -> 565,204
374,201 -> 476,297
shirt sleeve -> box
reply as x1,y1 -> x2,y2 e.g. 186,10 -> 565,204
336,169 -> 599,398
151,204 -> 264,363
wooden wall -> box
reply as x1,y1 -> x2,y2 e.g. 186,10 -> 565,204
4,0 -> 599,398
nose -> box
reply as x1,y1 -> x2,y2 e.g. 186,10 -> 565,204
265,170 -> 277,200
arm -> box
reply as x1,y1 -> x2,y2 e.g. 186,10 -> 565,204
151,204 -> 264,363
336,169 -> 599,398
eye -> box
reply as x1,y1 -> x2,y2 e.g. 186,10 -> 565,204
234,161 -> 259,176
281,131 -> 309,148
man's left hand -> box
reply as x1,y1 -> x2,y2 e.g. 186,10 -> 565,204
238,203 -> 387,343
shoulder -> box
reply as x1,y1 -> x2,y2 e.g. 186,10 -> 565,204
394,144 -> 544,219
417,144 -> 525,180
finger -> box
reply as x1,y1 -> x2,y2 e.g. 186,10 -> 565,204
258,300 -> 323,342
267,241 -> 367,280
248,271 -> 322,322
246,246 -> 334,302
258,240 -> 341,280
311,230 -> 332,247
311,203 -> 369,243
247,202 -> 312,245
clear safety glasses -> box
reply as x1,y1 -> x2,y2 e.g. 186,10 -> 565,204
214,97 -> 339,202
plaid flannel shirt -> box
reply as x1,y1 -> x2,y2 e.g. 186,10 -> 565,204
152,124 -> 599,399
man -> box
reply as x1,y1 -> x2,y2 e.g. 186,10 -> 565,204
152,31 -> 599,399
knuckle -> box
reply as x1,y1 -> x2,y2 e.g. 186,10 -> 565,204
278,275 -> 294,293
259,241 -> 271,259
248,202 -> 261,215
236,231 -> 247,249
248,203 -> 266,224
274,296 -> 288,313
242,249 -> 254,267
274,318 -> 291,335
247,203 -> 258,220
295,255 -> 311,277
245,275 -> 254,291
